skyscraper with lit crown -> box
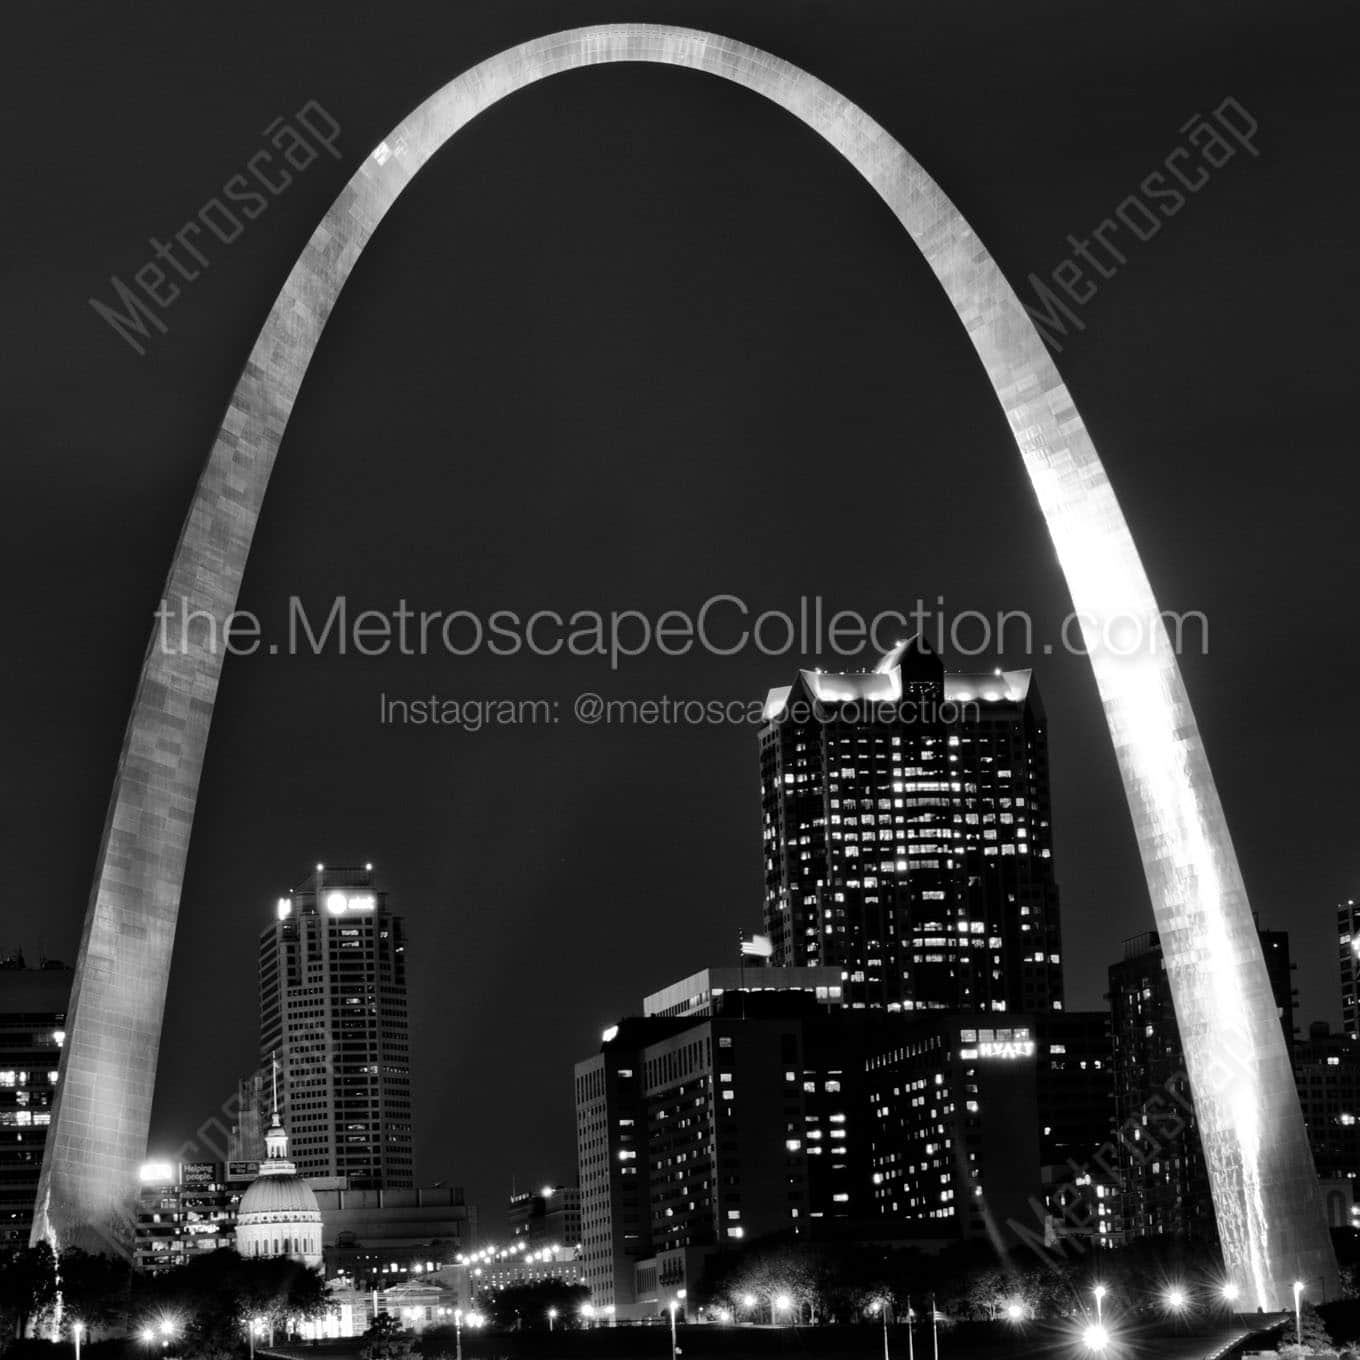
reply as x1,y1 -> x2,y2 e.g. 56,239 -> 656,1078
258,864 -> 413,1188
759,637 -> 1064,1012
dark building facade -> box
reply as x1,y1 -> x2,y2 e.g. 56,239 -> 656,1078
508,1183 -> 581,1251
0,958 -> 71,1248
316,1185 -> 476,1287
1339,899 -> 1360,1040
258,865 -> 413,1188
1034,1011 -> 1115,1175
1107,927 -> 1295,1244
759,639 -> 1064,1013
1293,1021 -> 1360,1183
576,977 -> 1109,1313
577,993 -> 898,1315
866,1016 -> 1041,1242
576,1017 -> 677,1313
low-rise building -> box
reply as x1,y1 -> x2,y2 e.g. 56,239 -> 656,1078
444,1242 -> 583,1309
133,1160 -> 253,1273
317,1185 -> 476,1287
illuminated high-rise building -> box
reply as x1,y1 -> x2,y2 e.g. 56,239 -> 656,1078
0,957 -> 71,1247
258,865 -> 413,1189
1339,899 -> 1360,1039
759,638 -> 1063,1012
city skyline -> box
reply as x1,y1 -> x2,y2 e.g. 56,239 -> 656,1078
3,0 -> 1356,1269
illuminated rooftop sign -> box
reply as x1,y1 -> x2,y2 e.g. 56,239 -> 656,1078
325,891 -> 376,915
978,1039 -> 1036,1060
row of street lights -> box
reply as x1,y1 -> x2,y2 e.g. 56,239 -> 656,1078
143,1273 -> 1299,1359
867,1295 -> 941,1360
1076,1278 -> 1313,1354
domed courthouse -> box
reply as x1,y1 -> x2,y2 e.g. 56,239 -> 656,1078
235,1109 -> 323,1269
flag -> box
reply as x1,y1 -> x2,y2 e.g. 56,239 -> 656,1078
740,934 -> 774,959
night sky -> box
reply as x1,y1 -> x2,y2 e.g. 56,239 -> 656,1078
4,1 -> 1358,1230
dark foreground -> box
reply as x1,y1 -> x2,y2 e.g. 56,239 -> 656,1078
255,1317 -> 1284,1360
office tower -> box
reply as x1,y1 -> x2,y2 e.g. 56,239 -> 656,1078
0,957 -> 72,1247
1107,927 -> 1295,1244
576,1018 -> 672,1314
1339,900 -> 1360,1039
508,1183 -> 581,1251
574,989 -> 892,1315
759,638 -> 1063,1012
1033,1012 -> 1115,1174
259,865 -> 413,1189
1293,1021 -> 1360,1189
866,1017 -> 1042,1240
577,969 -> 1119,1313
1029,1012 -> 1117,1247
227,1068 -> 269,1166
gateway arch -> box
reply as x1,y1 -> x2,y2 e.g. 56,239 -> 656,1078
37,25 -> 1334,1308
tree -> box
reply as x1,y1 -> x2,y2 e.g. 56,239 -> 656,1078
132,1248 -> 328,1359
1279,1301 -> 1333,1355
362,1311 -> 415,1360
477,1281 -> 588,1331
53,1249 -> 130,1337
0,1243 -> 56,1345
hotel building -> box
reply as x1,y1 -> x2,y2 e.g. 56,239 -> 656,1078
759,638 -> 1064,1012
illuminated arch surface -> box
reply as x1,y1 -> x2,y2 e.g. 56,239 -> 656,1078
37,24 -> 1333,1307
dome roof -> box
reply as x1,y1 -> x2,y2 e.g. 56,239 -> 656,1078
238,1172 -> 321,1221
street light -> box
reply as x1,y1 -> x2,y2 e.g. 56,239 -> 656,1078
1092,1284 -> 1107,1325
547,1307 -> 558,1333
1165,1287 -> 1187,1312
72,1320 -> 83,1360
774,1293 -> 793,1327
1293,1280 -> 1305,1348
1082,1322 -> 1109,1353
668,1300 -> 679,1360
453,1309 -> 463,1360
1221,1282 -> 1240,1308
868,1299 -> 890,1360
1004,1302 -> 1025,1324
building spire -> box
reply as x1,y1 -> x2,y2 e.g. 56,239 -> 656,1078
263,1051 -> 291,1165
